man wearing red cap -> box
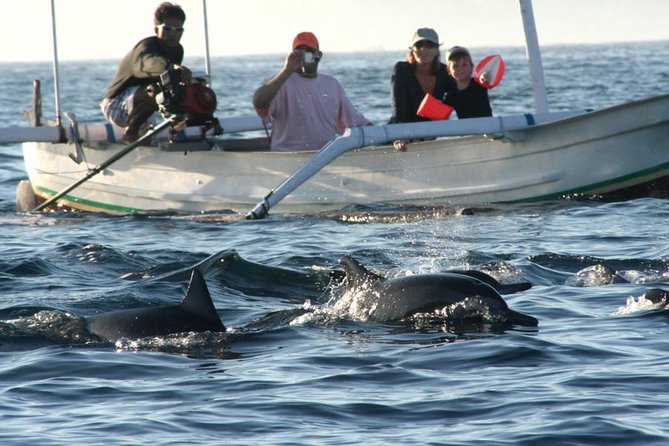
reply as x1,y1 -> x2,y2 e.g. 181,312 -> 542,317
252,32 -> 371,152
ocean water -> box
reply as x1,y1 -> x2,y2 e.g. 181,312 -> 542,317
1,41 -> 669,445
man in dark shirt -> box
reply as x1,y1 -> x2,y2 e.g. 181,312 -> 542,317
100,2 -> 192,142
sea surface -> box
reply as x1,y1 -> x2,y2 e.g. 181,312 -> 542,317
1,42 -> 669,445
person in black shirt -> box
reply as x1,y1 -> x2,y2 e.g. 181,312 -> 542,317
442,46 -> 492,119
100,2 -> 192,142
389,28 -> 455,124
389,28 -> 456,151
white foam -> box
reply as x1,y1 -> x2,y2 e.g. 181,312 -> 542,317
613,294 -> 663,315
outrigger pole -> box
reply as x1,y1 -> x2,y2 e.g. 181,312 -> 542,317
519,0 -> 549,113
202,0 -> 212,87
49,0 -> 63,127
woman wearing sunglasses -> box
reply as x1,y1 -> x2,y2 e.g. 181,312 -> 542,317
389,28 -> 455,151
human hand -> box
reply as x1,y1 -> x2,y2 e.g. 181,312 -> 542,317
283,51 -> 303,73
175,65 -> 192,84
393,139 -> 407,152
478,71 -> 489,86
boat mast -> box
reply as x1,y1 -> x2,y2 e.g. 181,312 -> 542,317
49,0 -> 63,126
519,0 -> 549,113
202,0 -> 212,87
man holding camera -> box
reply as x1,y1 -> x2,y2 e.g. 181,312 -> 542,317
100,2 -> 192,143
252,32 -> 371,152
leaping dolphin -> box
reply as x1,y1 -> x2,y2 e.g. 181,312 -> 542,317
337,256 -> 538,326
86,269 -> 225,342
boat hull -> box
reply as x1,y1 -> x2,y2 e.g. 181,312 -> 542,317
21,94 -> 669,214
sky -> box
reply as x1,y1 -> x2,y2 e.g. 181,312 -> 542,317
1,0 -> 667,62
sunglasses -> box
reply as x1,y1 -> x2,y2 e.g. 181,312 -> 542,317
159,24 -> 184,33
413,41 -> 438,50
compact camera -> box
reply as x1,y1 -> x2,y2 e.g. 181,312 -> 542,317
301,51 -> 315,64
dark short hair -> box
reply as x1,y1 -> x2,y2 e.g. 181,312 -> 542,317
154,2 -> 186,26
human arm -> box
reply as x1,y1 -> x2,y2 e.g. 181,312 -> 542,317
333,78 -> 372,132
390,62 -> 411,151
129,37 -> 192,84
140,56 -> 192,84
462,83 -> 492,117
133,38 -> 187,80
252,51 -> 302,111
479,87 -> 492,117
390,62 -> 411,124
444,82 -> 492,119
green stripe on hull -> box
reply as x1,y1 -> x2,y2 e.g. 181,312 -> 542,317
32,161 -> 668,213
35,185 -> 144,214
517,162 -> 669,203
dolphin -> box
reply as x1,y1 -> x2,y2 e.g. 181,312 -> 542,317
337,256 -> 538,326
86,269 -> 225,342
443,269 -> 532,294
643,288 -> 669,306
329,267 -> 532,295
568,264 -> 629,287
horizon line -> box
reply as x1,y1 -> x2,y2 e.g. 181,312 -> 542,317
2,38 -> 667,64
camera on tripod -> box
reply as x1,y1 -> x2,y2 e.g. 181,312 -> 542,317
151,67 -> 218,126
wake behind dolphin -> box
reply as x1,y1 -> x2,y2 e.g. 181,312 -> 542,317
335,256 -> 538,326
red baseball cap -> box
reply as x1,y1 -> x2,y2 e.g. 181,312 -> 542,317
293,32 -> 319,49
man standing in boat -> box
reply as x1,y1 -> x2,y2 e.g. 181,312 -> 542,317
100,2 -> 192,143
252,32 -> 371,152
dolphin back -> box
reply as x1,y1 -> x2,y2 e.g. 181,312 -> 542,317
179,269 -> 224,327
87,270 -> 225,342
335,256 -> 540,327
375,273 -> 507,321
446,269 -> 533,294
339,256 -> 384,289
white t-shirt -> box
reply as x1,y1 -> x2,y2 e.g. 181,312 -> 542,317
256,73 -> 370,152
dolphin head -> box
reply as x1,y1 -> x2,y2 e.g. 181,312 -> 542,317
644,288 -> 669,306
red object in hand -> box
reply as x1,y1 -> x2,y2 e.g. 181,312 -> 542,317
417,93 -> 454,120
474,54 -> 505,89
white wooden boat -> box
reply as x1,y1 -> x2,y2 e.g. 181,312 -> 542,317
8,0 -> 669,217
17,94 -> 669,216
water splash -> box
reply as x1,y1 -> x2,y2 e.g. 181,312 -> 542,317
114,330 -> 235,358
613,292 -> 668,316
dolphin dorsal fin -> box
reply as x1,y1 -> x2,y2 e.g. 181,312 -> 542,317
338,256 -> 384,288
180,269 -> 224,327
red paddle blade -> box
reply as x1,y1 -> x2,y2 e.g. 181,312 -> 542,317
474,54 -> 505,89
